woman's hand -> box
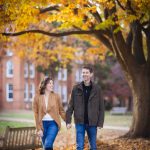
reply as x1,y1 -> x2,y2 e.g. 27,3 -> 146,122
37,130 -> 43,137
66,124 -> 72,129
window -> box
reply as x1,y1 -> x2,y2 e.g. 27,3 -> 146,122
24,83 -> 28,101
6,84 -> 13,102
75,68 -> 82,82
58,69 -> 62,80
6,50 -> 13,56
24,62 -> 28,78
6,61 -> 13,78
62,85 -> 67,103
29,63 -> 35,78
58,85 -> 67,103
29,83 -> 35,101
58,68 -> 67,81
62,69 -> 67,81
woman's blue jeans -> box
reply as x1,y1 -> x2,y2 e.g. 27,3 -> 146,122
42,120 -> 59,150
75,124 -> 97,150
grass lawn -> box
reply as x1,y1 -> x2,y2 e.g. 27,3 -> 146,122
0,111 -> 35,135
104,111 -> 132,127
0,110 -> 132,135
0,121 -> 34,135
0,111 -> 34,119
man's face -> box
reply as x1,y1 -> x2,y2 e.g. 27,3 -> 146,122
82,68 -> 93,82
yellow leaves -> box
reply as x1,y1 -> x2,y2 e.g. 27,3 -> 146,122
126,14 -> 138,22
72,34 -> 106,62
85,46 -> 106,62
1,0 -> 150,33
56,138 -> 150,150
14,5 -> 39,30
1,0 -> 39,31
2,0 -> 150,69
86,47 -> 103,55
57,46 -> 76,67
96,0 -> 115,9
16,50 -> 26,58
45,3 -> 97,30
95,17 -> 115,30
0,34 -> 8,42
6,31 -> 78,69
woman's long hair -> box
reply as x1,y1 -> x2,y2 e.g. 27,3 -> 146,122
39,76 -> 53,95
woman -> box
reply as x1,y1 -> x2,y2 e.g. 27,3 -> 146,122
32,76 -> 66,150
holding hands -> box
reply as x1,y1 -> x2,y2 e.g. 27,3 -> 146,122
66,124 -> 72,129
37,130 -> 43,137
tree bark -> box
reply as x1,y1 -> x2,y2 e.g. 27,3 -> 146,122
124,67 -> 150,138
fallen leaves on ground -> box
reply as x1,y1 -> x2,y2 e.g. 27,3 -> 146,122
53,129 -> 150,150
54,138 -> 150,150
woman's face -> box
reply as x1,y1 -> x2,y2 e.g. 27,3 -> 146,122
45,80 -> 54,92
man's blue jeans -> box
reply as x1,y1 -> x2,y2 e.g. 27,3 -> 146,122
75,124 -> 97,150
42,120 -> 59,149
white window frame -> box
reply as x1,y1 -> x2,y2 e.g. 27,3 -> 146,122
24,82 -> 28,101
24,62 -> 28,78
62,69 -> 67,81
6,60 -> 13,78
6,50 -> 13,56
29,83 -> 35,101
29,63 -> 35,78
58,85 -> 67,103
75,68 -> 82,82
6,83 -> 13,102
62,85 -> 67,103
58,69 -> 62,80
58,68 -> 67,81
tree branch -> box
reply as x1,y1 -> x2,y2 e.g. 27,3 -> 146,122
95,33 -> 113,52
104,8 -> 109,20
115,0 -> 126,10
91,11 -> 103,23
132,21 -> 146,65
126,25 -> 133,53
126,0 -> 136,15
144,25 -> 150,66
113,31 -> 139,75
111,35 -> 129,74
39,5 -> 59,13
2,29 -> 106,37
88,7 -> 111,38
142,21 -> 149,27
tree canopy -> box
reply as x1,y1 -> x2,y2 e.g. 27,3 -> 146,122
1,0 -> 150,68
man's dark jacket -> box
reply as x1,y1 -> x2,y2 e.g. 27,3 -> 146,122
66,81 -> 105,127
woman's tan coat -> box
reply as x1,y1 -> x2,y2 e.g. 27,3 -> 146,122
32,92 -> 66,131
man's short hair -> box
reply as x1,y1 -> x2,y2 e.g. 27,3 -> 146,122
82,65 -> 93,73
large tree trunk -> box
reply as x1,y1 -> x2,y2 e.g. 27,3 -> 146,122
125,67 -> 150,138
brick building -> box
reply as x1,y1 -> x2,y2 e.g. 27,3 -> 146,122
55,64 -> 82,109
0,50 -> 83,110
0,50 -> 41,110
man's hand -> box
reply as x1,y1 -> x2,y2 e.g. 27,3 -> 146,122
66,124 -> 72,129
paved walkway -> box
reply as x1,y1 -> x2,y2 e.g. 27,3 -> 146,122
0,117 -> 129,131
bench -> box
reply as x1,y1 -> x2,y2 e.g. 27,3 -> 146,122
110,107 -> 127,115
0,126 -> 42,150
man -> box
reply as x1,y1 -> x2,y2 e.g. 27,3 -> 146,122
66,65 -> 105,150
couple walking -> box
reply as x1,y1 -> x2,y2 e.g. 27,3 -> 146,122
32,65 -> 105,150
